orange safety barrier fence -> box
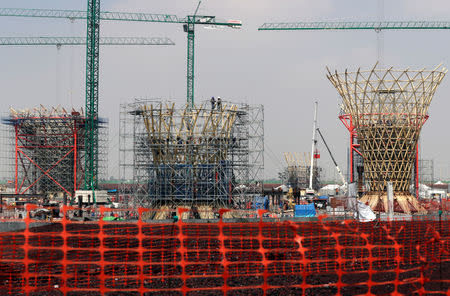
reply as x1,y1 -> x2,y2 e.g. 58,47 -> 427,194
0,206 -> 448,295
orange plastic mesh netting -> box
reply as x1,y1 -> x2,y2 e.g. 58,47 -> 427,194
0,207 -> 448,296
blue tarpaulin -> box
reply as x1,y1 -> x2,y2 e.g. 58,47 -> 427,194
295,203 -> 316,217
253,196 -> 269,210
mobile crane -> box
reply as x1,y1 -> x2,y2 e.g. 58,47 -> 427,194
316,127 -> 347,189
307,102 -> 347,205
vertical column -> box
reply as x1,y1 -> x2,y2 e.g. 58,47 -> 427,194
15,124 -> 18,194
73,123 -> 77,194
84,0 -> 100,194
415,142 -> 419,198
60,206 -> 69,295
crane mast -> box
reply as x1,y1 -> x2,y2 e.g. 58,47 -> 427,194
307,101 -> 318,194
0,5 -> 241,196
85,0 -> 100,196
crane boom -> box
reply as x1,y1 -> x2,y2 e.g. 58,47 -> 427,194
259,21 -> 450,31
0,36 -> 175,45
316,128 -> 347,186
0,7 -> 241,107
0,8 -> 180,23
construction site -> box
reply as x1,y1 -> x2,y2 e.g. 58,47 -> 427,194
0,1 -> 448,296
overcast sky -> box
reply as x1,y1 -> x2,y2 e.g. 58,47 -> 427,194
1,0 -> 450,181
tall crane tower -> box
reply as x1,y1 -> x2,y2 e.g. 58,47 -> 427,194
85,0 -> 100,192
1,37 -> 174,199
0,5 -> 241,193
0,4 -> 240,195
0,8 -> 176,197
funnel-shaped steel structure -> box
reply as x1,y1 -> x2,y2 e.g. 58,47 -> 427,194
327,64 -> 446,213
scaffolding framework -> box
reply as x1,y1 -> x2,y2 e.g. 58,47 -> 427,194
119,99 -> 264,209
328,65 -> 447,213
1,106 -> 107,198
282,152 -> 321,190
418,159 -> 434,184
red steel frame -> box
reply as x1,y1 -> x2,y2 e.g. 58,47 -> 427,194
338,114 -> 363,184
13,116 -> 82,197
339,114 -> 425,197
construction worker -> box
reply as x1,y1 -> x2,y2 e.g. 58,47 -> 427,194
210,97 -> 216,110
217,97 -> 222,110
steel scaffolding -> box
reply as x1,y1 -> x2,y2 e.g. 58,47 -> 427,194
281,152 -> 321,190
1,106 -> 107,198
418,159 -> 434,185
119,99 -> 264,209
328,64 -> 447,214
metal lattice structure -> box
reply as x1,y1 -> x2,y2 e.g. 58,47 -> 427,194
1,106 -> 107,198
327,64 -> 447,213
419,159 -> 434,185
0,37 -> 175,46
84,0 -> 100,194
119,99 -> 264,210
259,21 -> 450,31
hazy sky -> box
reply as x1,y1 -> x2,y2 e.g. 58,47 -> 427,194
1,0 -> 450,181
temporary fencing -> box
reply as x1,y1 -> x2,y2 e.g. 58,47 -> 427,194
0,206 -> 449,295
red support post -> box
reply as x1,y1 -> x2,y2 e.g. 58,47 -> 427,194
15,125 -> 18,194
350,130 -> 354,183
339,114 -> 362,184
74,125 -> 77,194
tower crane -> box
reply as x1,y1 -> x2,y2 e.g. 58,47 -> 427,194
0,5 -> 176,196
0,35 -> 174,196
259,19 -> 450,198
0,6 -> 242,108
0,4 -> 241,194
